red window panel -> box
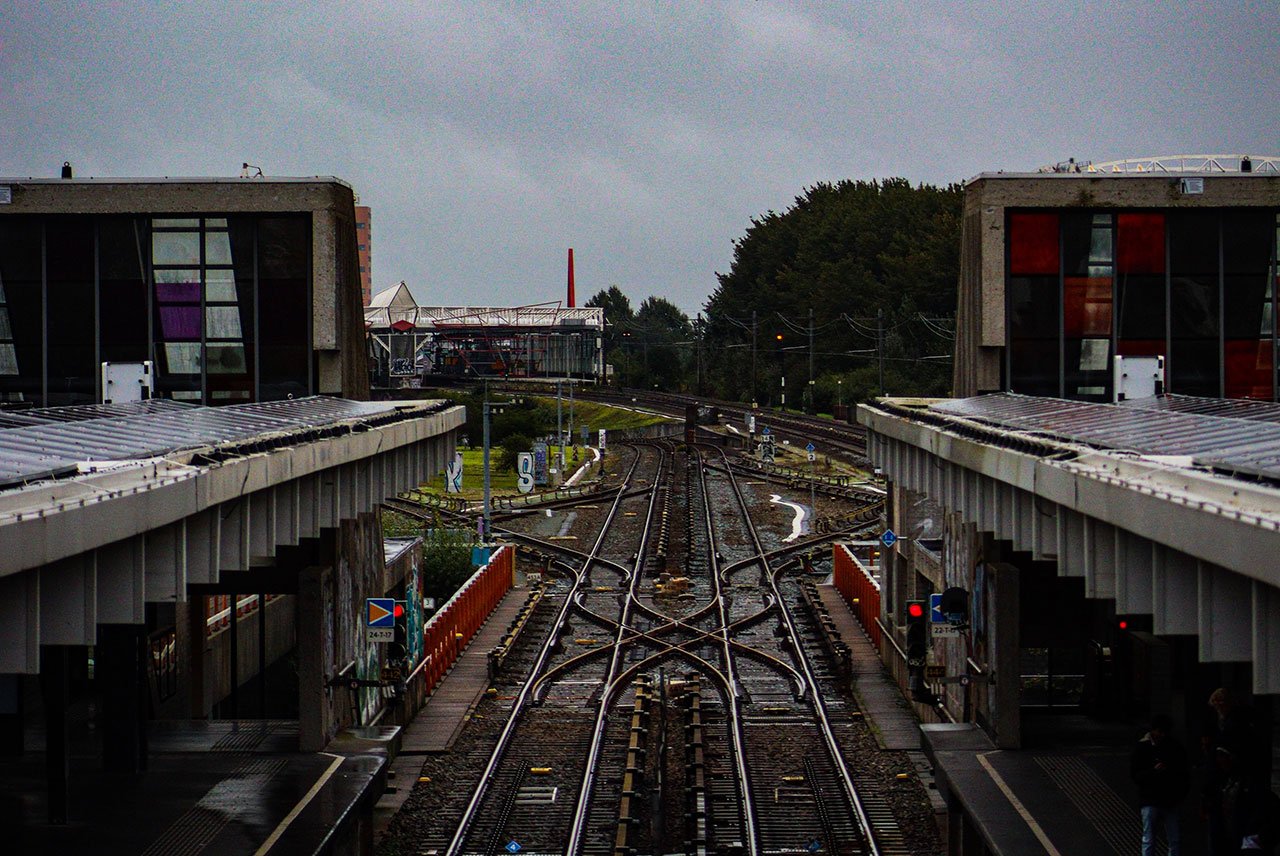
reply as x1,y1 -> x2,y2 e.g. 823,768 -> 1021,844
1225,339 -> 1274,399
1117,213 -> 1165,274
1009,213 -> 1060,275
1116,339 -> 1165,358
1064,277 -> 1113,337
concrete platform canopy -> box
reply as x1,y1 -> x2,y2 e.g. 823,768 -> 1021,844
0,395 -> 464,675
859,392 -> 1280,696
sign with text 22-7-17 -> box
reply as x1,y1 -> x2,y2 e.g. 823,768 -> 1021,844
532,442 -> 549,486
516,452 -> 534,494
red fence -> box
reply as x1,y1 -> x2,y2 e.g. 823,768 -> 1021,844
832,544 -> 881,649
418,545 -> 514,695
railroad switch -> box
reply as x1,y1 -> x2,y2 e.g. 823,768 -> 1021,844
529,766 -> 552,775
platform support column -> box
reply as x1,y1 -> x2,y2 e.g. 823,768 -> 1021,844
100,625 -> 148,773
40,646 -> 70,825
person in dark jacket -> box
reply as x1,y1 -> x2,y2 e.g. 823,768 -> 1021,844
1132,714 -> 1189,856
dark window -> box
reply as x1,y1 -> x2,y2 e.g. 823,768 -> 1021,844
0,218 -> 43,404
257,217 -> 310,401
1008,275 -> 1059,395
1169,211 -> 1220,396
99,218 -> 150,366
45,217 -> 97,405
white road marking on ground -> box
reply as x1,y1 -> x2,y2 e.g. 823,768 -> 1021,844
769,494 -> 807,542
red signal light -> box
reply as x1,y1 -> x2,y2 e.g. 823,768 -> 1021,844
908,603 -> 925,619
1118,619 -> 1127,630
394,603 -> 405,618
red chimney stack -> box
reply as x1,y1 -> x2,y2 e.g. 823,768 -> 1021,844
567,248 -> 576,308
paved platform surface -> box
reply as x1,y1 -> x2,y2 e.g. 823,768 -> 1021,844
374,584 -> 532,834
3,719 -> 385,855
926,716 -> 1211,855
815,581 -> 921,750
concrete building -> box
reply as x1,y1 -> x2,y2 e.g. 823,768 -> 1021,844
0,175 -> 369,407
953,156 -> 1280,401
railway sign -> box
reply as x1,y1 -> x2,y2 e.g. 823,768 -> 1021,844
806,441 -> 816,462
580,425 -> 589,446
925,665 -> 945,679
929,593 -> 945,623
880,529 -> 897,548
598,428 -> 607,451
505,842 -> 522,854
366,598 -> 395,628
761,425 -> 770,436
532,442 -> 549,486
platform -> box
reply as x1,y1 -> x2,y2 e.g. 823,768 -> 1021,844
3,719 -> 385,855
924,717 -> 1211,855
373,583 -> 532,834
815,581 -> 921,750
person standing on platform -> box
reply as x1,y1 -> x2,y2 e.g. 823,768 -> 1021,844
1132,714 -> 1189,856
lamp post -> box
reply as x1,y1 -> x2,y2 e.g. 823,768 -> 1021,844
482,396 -> 518,541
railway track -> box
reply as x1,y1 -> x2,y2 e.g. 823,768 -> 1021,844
382,437 -> 912,855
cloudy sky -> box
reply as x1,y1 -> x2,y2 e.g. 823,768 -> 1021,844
3,1 -> 1279,314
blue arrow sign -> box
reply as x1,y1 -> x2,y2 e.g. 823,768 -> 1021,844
805,442 -> 815,453
762,426 -> 770,435
930,593 -> 945,623
880,529 -> 897,548
505,842 -> 522,854
366,597 -> 396,628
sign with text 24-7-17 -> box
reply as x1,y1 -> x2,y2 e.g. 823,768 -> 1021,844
365,597 -> 395,643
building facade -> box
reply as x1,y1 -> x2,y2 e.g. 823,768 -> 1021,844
954,169 -> 1280,401
0,177 -> 369,407
356,203 -> 372,306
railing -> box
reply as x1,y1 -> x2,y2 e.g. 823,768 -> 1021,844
205,593 -> 284,637
411,545 -> 515,696
832,543 -> 881,649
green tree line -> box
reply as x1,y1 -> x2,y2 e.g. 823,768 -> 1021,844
588,177 -> 963,410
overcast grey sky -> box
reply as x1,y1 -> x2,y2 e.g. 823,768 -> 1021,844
3,1 -> 1279,315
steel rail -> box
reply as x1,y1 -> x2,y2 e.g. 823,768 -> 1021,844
564,443 -> 670,856
442,443 -> 655,856
709,444 -> 883,856
696,448 -> 762,855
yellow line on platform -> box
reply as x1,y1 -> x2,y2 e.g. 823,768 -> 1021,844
254,752 -> 345,855
977,751 -> 1062,856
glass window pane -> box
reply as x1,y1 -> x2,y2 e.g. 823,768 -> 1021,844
1009,213 -> 1059,276
206,306 -> 243,339
152,218 -> 200,228
205,218 -> 228,227
159,306 -> 201,339
204,232 -> 233,265
155,269 -> 201,302
1117,213 -> 1165,274
163,342 -> 201,374
0,343 -> 16,375
205,268 -> 238,301
0,308 -> 11,340
152,231 -> 201,265
206,344 -> 247,374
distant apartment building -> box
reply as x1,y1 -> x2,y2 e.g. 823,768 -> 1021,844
357,204 -> 372,305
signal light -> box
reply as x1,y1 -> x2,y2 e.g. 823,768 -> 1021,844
394,603 -> 405,619
1118,619 -> 1128,630
905,601 -> 928,664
